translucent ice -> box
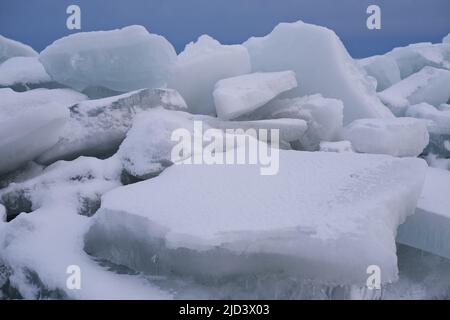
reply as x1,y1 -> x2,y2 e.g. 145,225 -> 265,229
0,35 -> 37,64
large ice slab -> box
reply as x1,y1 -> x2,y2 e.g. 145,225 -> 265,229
343,118 -> 429,157
0,88 -> 86,175
0,35 -> 37,64
168,35 -> 251,115
358,55 -> 401,91
213,71 -> 297,120
86,151 -> 427,286
379,66 -> 450,116
397,168 -> 450,260
444,33 -> 450,44
244,21 -> 393,124
36,88 -> 187,165
39,25 -> 177,93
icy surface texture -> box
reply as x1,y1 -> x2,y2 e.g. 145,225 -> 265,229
0,57 -> 51,88
0,88 -> 86,175
168,35 -> 251,115
358,55 -> 401,91
36,88 -> 187,165
0,35 -> 37,64
213,71 -> 297,120
319,141 -> 353,153
379,66 -> 450,116
39,26 -> 177,93
86,151 -> 427,286
244,21 -> 393,124
343,118 -> 429,157
397,168 -> 450,260
444,33 -> 450,44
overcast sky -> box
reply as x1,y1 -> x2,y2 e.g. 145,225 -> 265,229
0,0 -> 449,58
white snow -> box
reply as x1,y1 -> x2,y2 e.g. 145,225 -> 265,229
0,88 -> 87,175
213,71 -> 298,120
244,21 -> 394,124
0,57 -> 51,87
168,35 -> 251,115
358,55 -> 401,91
86,151 -> 427,286
343,118 -> 429,157
36,88 -> 187,165
397,168 -> 450,260
378,66 -> 450,116
39,25 -> 177,93
0,35 -> 37,64
319,141 -> 353,153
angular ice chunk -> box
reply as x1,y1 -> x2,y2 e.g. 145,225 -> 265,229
244,94 -> 344,151
39,25 -> 177,93
406,103 -> 450,157
213,71 -> 297,120
444,33 -> 450,44
0,35 -> 37,63
36,88 -> 188,165
0,88 -> 86,175
244,21 -> 393,124
168,35 -> 251,115
397,168 -> 450,260
358,55 -> 401,91
86,151 -> 427,286
379,66 -> 450,116
343,118 -> 429,157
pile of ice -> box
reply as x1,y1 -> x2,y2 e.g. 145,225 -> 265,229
1,21 -> 450,300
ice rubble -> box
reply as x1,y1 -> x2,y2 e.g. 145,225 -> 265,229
244,21 -> 393,124
343,118 -> 429,157
0,156 -> 171,299
397,168 -> 450,260
0,57 -> 54,90
39,25 -> 177,93
405,103 -> 450,157
379,66 -> 450,116
85,151 -> 427,286
168,35 -> 251,115
118,108 -> 307,179
242,95 -> 344,151
0,35 -> 37,64
36,88 -> 188,165
385,42 -> 450,79
358,55 -> 401,91
213,71 -> 298,120
0,88 -> 86,175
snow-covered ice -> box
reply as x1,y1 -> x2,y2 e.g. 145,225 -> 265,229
397,168 -> 450,260
36,88 -> 187,165
244,21 -> 394,124
379,66 -> 450,116
358,55 -> 401,91
0,35 -> 37,64
319,141 -> 353,153
39,26 -> 177,93
0,57 -> 52,89
0,88 -> 86,175
213,71 -> 298,120
343,118 -> 429,157
168,35 -> 251,115
86,151 -> 427,286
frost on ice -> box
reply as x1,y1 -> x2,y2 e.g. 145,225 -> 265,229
244,21 -> 394,124
39,26 -> 177,94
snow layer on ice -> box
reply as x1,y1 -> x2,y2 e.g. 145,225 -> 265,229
244,21 -> 393,124
358,55 -> 401,91
319,141 -> 353,153
118,108 -> 307,179
397,168 -> 450,260
39,25 -> 177,93
244,94 -> 344,151
36,88 -> 187,165
0,57 -> 51,87
0,35 -> 37,64
379,66 -> 450,116
86,151 -> 427,286
168,35 -> 251,115
213,71 -> 297,120
343,118 -> 429,157
0,88 -> 86,175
